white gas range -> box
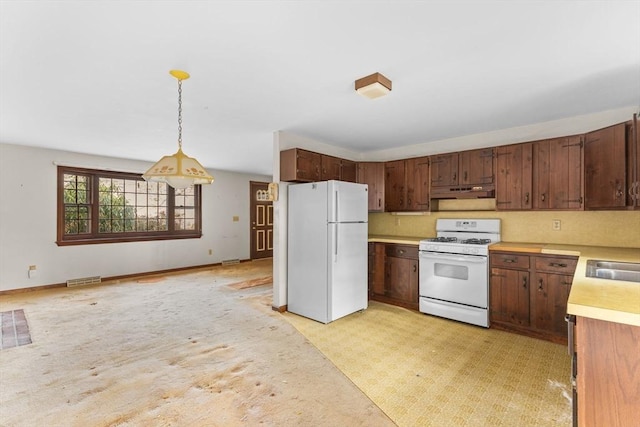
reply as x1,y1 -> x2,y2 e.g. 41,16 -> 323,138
418,219 -> 501,328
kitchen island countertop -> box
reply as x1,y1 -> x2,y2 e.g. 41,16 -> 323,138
490,242 -> 640,327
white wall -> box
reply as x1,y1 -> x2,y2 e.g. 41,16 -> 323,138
0,143 -> 271,291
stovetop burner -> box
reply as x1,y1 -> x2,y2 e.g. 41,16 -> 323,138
461,238 -> 492,245
427,237 -> 458,243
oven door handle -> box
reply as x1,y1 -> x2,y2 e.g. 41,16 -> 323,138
419,252 -> 487,264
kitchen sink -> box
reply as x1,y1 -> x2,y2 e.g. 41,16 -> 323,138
585,260 -> 640,283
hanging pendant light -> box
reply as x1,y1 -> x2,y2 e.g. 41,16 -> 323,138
143,70 -> 214,189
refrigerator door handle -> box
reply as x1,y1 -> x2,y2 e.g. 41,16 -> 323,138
334,189 -> 339,223
334,223 -> 339,260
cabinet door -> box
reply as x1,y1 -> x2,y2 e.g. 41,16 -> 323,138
406,156 -> 430,211
430,153 -> 458,187
460,148 -> 494,186
626,116 -> 640,207
280,148 -> 321,182
496,143 -> 533,210
384,160 -> 406,211
357,162 -> 385,212
577,317 -> 640,427
340,159 -> 357,183
321,155 -> 342,181
531,273 -> 572,335
385,256 -> 412,301
409,259 -> 419,304
490,268 -> 530,326
534,136 -> 583,210
370,243 -> 386,296
585,123 -> 626,209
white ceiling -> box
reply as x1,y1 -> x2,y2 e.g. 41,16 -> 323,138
1,1 -> 639,176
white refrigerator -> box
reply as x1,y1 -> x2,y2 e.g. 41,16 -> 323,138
287,180 -> 368,324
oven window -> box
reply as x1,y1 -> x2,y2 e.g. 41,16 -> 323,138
434,263 -> 469,280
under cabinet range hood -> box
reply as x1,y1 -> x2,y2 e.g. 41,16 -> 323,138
430,185 -> 495,199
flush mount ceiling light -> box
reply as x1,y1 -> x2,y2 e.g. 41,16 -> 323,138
355,72 -> 392,99
142,70 -> 214,189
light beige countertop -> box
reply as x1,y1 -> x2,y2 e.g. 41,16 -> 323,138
368,235 -> 429,245
490,242 -> 640,327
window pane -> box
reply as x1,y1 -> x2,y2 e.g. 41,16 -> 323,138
58,167 -> 200,244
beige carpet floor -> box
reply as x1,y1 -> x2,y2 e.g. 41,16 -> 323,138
0,260 -> 392,427
284,301 -> 572,427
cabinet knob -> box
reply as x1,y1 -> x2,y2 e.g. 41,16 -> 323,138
525,192 -> 530,204
541,193 -> 546,202
522,276 -> 527,289
538,278 -> 544,291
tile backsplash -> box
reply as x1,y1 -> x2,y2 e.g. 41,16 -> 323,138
369,203 -> 640,249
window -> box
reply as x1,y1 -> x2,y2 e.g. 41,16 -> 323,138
57,166 -> 202,245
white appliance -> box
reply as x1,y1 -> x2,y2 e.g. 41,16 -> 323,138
287,180 -> 369,324
419,219 -> 501,328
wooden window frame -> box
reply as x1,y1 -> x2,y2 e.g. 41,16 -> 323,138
56,166 -> 202,246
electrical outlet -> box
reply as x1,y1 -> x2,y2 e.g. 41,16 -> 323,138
395,217 -> 400,226
28,265 -> 37,279
233,216 -> 239,222
208,249 -> 213,255
552,220 -> 561,231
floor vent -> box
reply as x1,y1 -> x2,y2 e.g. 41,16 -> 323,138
222,259 -> 240,266
66,276 -> 102,287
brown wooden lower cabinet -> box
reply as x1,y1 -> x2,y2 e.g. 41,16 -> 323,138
368,242 -> 419,310
576,316 -> 640,427
489,250 -> 576,343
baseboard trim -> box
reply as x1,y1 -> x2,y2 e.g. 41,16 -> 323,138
272,304 -> 287,313
0,259 -> 255,295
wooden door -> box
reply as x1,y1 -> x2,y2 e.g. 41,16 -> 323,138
533,139 -> 551,209
357,162 -> 385,212
369,243 -> 386,297
384,160 -> 406,211
460,148 -> 494,186
531,272 -> 572,335
577,317 -> 640,427
534,136 -> 583,210
430,153 -> 459,187
340,159 -> 357,183
249,181 -> 273,259
406,156 -> 430,211
584,123 -> 626,209
490,268 -> 530,326
321,155 -> 341,180
385,256 -> 412,301
627,115 -> 640,207
496,143 -> 533,210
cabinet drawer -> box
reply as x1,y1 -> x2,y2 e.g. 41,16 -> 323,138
385,244 -> 418,259
534,256 -> 578,275
490,252 -> 530,269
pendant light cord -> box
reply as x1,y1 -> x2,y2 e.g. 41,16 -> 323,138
177,79 -> 183,149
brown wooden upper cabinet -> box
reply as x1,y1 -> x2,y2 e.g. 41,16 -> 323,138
280,148 -> 321,182
532,135 -> 584,210
357,162 -> 385,212
405,156 -> 430,211
341,159 -> 357,183
496,143 -> 533,210
384,160 -> 406,211
280,148 -> 357,183
384,156 -> 430,212
584,123 -> 627,209
320,155 -> 341,181
431,148 -> 495,198
626,115 -> 640,208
